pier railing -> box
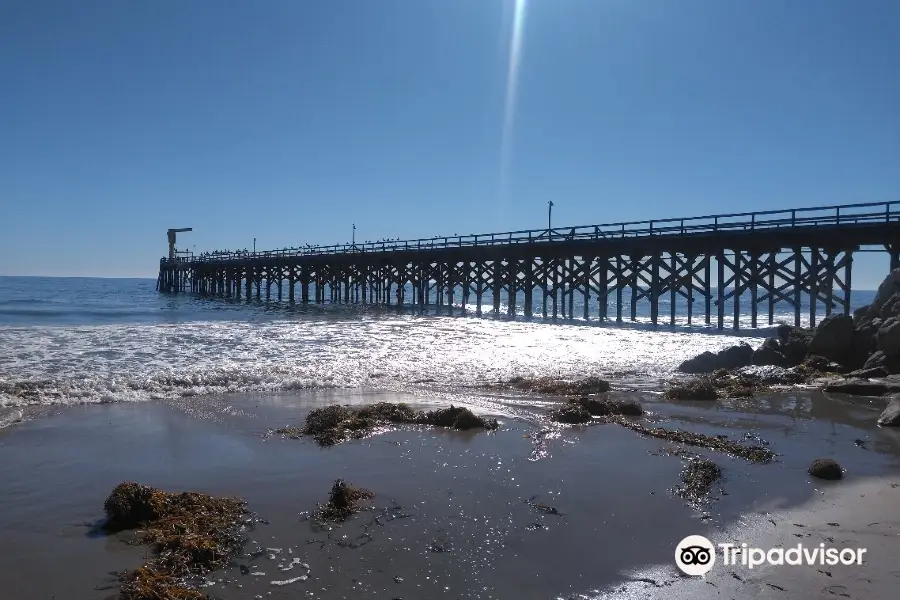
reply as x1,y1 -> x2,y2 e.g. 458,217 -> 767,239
167,200 -> 900,264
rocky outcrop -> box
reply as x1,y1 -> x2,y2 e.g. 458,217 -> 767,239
877,394 -> 900,426
675,269 -> 900,396
843,269 -> 900,376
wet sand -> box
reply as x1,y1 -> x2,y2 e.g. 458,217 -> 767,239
1,387 -> 899,599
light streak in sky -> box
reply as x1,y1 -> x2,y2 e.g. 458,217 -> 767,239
499,0 -> 527,203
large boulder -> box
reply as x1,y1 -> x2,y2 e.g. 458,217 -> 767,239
716,343 -> 754,370
876,317 -> 900,357
872,269 -> 900,313
678,351 -> 719,374
753,338 -> 786,367
877,394 -> 900,426
808,314 -> 854,363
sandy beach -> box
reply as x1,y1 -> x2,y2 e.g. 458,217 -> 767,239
1,386 -> 898,600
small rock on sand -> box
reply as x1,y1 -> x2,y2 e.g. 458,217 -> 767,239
808,458 -> 843,480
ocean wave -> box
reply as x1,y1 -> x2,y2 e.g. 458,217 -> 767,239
0,314 -> 766,408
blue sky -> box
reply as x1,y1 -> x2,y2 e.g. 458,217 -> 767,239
1,0 -> 898,285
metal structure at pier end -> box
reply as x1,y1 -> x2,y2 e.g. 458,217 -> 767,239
157,201 -> 900,330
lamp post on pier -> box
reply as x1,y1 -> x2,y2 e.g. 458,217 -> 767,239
548,200 -> 554,240
352,224 -> 356,248
253,238 -> 256,255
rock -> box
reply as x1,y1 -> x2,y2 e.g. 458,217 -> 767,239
880,292 -> 900,320
776,324 -> 794,345
781,335 -> 810,367
823,378 -> 900,396
807,314 -> 854,362
609,399 -> 644,416
664,378 -> 718,401
853,304 -> 872,325
861,351 -> 900,375
752,338 -> 786,367
846,366 -> 889,379
876,317 -> 900,357
678,351 -> 719,374
877,394 -> 900,426
864,350 -> 887,370
844,324 -> 878,370
808,458 -> 843,480
717,343 -> 754,370
871,268 -> 900,313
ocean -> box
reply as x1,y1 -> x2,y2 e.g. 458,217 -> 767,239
0,276 -> 876,421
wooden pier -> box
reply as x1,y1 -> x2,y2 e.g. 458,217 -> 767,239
157,201 -> 900,329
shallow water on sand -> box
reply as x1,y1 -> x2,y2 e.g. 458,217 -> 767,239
1,387 -> 898,600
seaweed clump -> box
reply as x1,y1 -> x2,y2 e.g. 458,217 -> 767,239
673,458 -> 723,504
549,403 -> 592,424
549,396 -> 643,423
276,402 -> 498,447
421,405 -> 498,430
119,567 -> 206,600
665,369 -> 778,401
607,416 -> 775,463
664,377 -> 719,401
493,376 -> 611,396
103,482 -> 248,600
315,479 -> 375,523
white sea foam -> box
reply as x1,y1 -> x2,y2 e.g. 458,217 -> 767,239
0,313 -> 766,410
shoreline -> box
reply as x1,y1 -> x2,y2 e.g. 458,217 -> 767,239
2,387 -> 899,599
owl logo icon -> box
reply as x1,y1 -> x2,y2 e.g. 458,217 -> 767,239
675,535 -> 716,576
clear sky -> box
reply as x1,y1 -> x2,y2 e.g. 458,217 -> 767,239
1,0 -> 898,285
